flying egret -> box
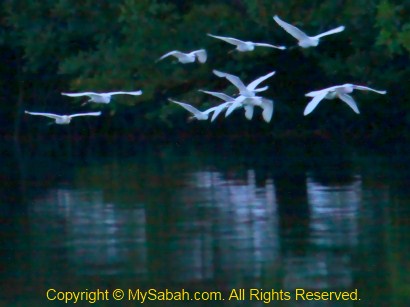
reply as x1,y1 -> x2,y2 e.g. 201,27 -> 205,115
303,84 -> 387,115
273,15 -> 345,48
61,91 -> 142,104
24,111 -> 101,124
169,99 -> 231,122
200,90 -> 274,123
213,70 -> 275,97
207,34 -> 285,52
224,96 -> 274,122
198,90 -> 237,121
157,49 -> 207,64
243,97 -> 274,123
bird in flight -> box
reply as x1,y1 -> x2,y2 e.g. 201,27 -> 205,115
273,15 -> 345,48
200,88 -> 274,123
212,70 -> 276,98
169,98 -> 233,122
25,111 -> 102,124
207,34 -> 285,52
61,91 -> 142,104
303,84 -> 387,115
157,49 -> 207,64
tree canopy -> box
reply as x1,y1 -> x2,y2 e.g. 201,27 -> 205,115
1,0 -> 408,141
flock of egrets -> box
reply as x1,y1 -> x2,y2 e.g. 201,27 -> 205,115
25,15 -> 386,125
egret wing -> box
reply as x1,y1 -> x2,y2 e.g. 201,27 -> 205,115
69,112 -> 102,118
253,43 -> 286,50
193,49 -> 207,63
107,91 -> 143,96
247,71 -> 276,91
305,86 -> 336,97
207,34 -> 245,47
260,98 -> 274,122
338,93 -> 360,114
25,111 -> 62,120
210,102 -> 232,122
213,70 -> 247,93
169,99 -> 202,117
61,92 -> 98,97
225,96 -> 246,117
303,91 -> 329,115
225,101 -> 242,117
199,90 -> 235,102
157,51 -> 184,61
313,26 -> 345,39
253,86 -> 269,93
273,15 -> 310,41
244,105 -> 254,120
352,85 -> 386,95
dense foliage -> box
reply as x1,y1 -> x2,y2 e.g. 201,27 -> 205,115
0,0 -> 409,142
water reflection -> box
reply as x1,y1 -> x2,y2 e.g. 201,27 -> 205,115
177,169 -> 279,284
30,188 -> 147,277
282,175 -> 362,293
307,176 -> 361,248
1,142 -> 409,305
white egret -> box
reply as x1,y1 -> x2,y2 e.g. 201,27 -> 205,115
207,34 -> 285,52
200,90 -> 273,123
198,90 -> 236,121
212,70 -> 276,97
157,49 -> 207,64
304,84 -> 387,115
273,15 -> 345,48
25,111 -> 101,124
169,99 -> 231,122
225,96 -> 274,123
198,90 -> 235,103
61,91 -> 142,104
244,97 -> 274,123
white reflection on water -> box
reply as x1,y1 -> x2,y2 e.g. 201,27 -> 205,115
170,169 -> 279,283
27,164 -> 362,292
31,188 -> 147,277
307,176 -> 361,248
283,175 -> 361,293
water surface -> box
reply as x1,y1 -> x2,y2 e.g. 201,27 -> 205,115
1,140 -> 409,306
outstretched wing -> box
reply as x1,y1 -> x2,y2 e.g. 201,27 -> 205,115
69,112 -> 102,118
207,34 -> 245,47
303,91 -> 329,115
225,96 -> 246,117
169,99 -> 202,117
192,49 -> 207,63
337,93 -> 360,114
352,85 -> 386,95
273,15 -> 310,41
253,86 -> 269,93
157,50 -> 184,62
313,26 -> 345,39
260,98 -> 274,123
106,91 -> 143,96
305,86 -> 338,97
247,71 -> 276,91
25,111 -> 62,120
244,105 -> 254,120
225,101 -> 242,117
199,90 -> 235,102
253,43 -> 286,50
208,102 -> 232,122
213,70 -> 247,93
61,92 -> 98,97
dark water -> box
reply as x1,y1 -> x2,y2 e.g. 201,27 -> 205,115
1,140 -> 409,306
